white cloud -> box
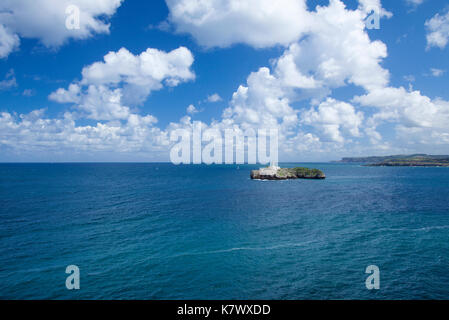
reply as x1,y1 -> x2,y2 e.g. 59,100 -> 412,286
0,69 -> 17,90
0,0 -> 123,58
274,1 -> 389,93
49,46 -> 195,120
165,0 -> 312,48
199,0 -> 390,152
425,9 -> 449,50
22,89 -> 35,97
165,0 -> 391,49
207,93 -> 222,103
403,75 -> 416,82
222,67 -> 298,134
0,45 -> 195,160
405,0 -> 424,8
164,0 -> 391,153
73,85 -> 131,121
301,98 -> 364,143
50,83 -> 82,104
430,68 -> 445,77
186,104 -> 199,114
358,0 -> 392,18
0,24 -> 19,58
0,109 -> 168,159
211,0 -> 449,153
80,47 -> 195,89
354,87 -> 449,146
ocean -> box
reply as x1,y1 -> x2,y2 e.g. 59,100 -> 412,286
0,163 -> 448,299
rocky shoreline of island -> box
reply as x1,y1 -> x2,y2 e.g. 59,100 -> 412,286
251,166 -> 326,180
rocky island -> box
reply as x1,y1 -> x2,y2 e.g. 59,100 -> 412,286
251,165 -> 326,180
336,154 -> 449,167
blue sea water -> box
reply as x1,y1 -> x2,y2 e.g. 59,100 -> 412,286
0,163 -> 449,300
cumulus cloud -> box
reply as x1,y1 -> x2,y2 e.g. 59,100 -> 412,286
49,46 -> 195,120
45,0 -> 390,158
0,109 -> 169,160
0,0 -> 123,58
207,93 -> 222,103
165,0 -> 391,49
274,1 -> 389,93
195,0 -> 391,151
1,46 -> 195,159
165,0 -> 312,48
222,67 -> 298,134
301,98 -> 364,143
215,0 -> 449,153
211,0 -> 391,151
3,45 -> 196,160
354,87 -> 449,147
186,104 -> 199,115
426,9 -> 449,50
354,87 -> 449,128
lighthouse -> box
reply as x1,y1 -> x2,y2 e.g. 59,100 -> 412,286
269,160 -> 280,170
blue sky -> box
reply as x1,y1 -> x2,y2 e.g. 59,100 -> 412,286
0,0 -> 449,162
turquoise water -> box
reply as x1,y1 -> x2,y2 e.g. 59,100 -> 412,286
0,163 -> 449,299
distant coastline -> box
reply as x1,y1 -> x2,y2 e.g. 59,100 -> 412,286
335,154 -> 449,167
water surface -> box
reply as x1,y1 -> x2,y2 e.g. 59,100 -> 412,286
0,163 -> 448,299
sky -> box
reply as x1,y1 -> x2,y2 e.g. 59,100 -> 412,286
0,0 -> 448,162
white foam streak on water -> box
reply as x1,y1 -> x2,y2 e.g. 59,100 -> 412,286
167,240 -> 317,259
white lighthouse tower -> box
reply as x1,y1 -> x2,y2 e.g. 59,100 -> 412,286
269,160 -> 280,170
258,160 -> 280,176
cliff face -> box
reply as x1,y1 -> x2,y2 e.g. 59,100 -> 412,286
251,167 -> 326,180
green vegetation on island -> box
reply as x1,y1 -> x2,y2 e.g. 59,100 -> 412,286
251,166 -> 326,180
336,154 -> 449,167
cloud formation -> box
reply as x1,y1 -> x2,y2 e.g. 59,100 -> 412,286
302,98 -> 364,143
0,24 -> 19,58
0,109 -> 168,161
0,69 -> 17,90
405,0 -> 424,8
430,68 -> 445,77
165,0 -> 312,48
186,104 -> 199,115
207,93 -> 222,103
165,0 -> 391,49
426,9 -> 449,50
49,46 -> 195,120
2,0 -> 449,161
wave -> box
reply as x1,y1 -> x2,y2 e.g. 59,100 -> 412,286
379,225 -> 449,233
166,240 -> 316,259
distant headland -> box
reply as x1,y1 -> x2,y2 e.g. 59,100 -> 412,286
335,154 -> 449,167
251,165 -> 326,180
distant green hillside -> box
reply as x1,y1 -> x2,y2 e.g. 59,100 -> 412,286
336,154 -> 449,167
